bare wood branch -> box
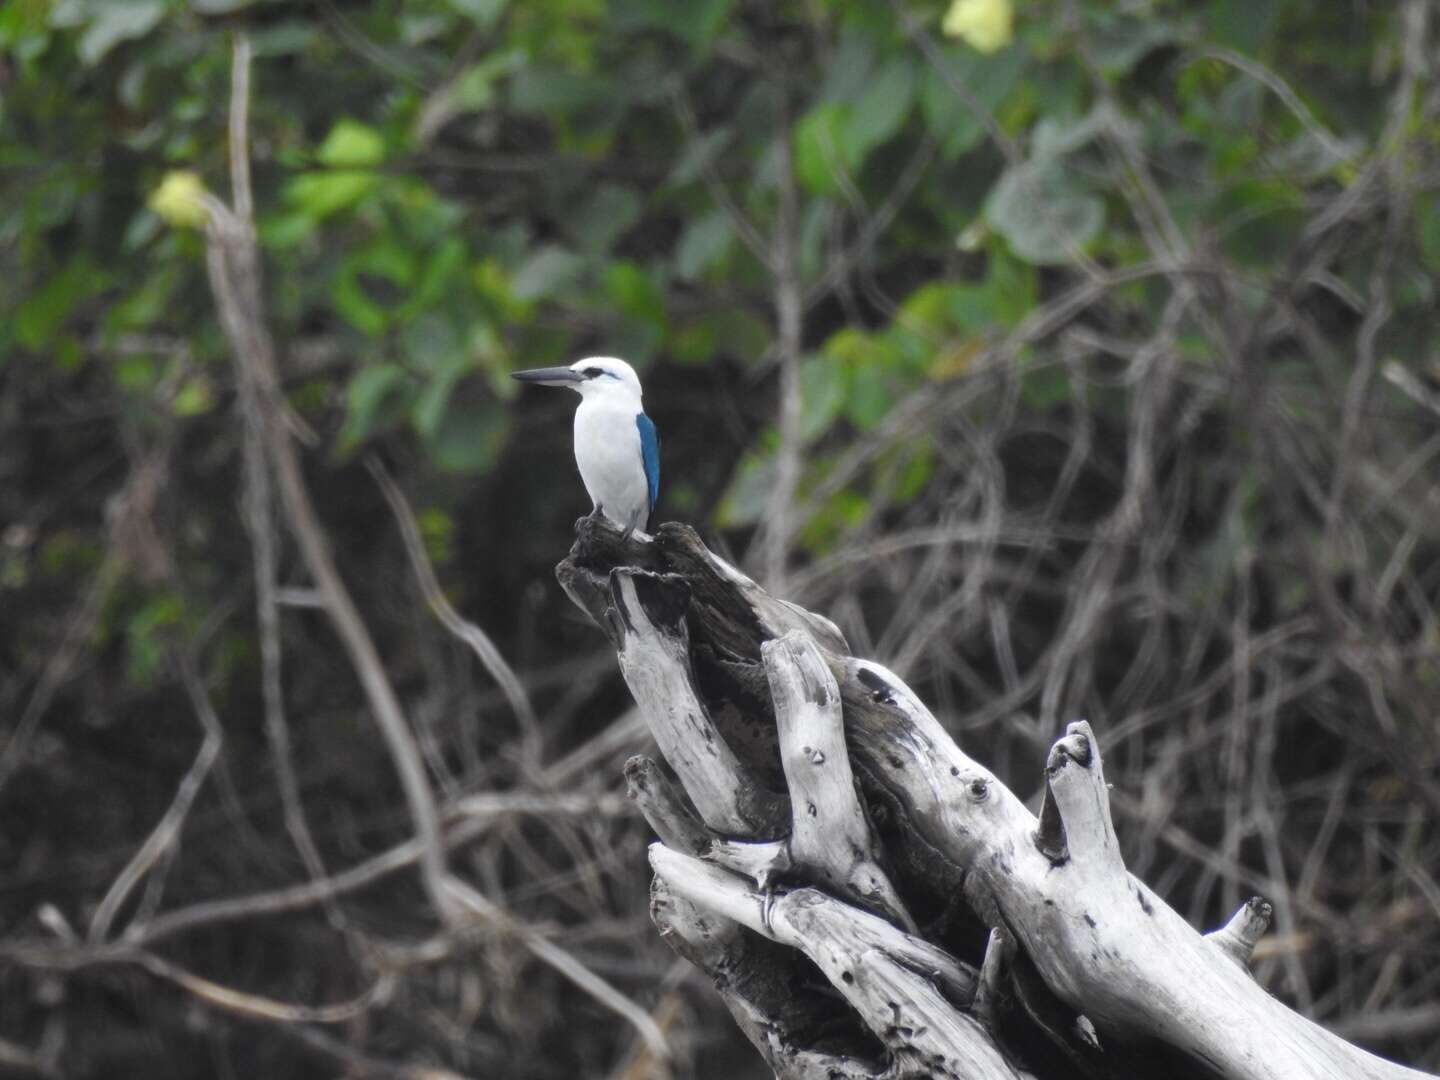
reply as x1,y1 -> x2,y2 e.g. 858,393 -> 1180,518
1,793 -> 632,963
624,754 -> 713,857
607,567 -> 784,836
226,29 -> 337,929
762,631 -> 914,931
651,846 -> 1022,1080
368,456 -> 541,768
89,652 -> 222,943
561,522 -> 1437,1080
1207,896 -> 1274,971
228,31 -> 253,223
205,81 -> 459,936
188,39 -> 674,1061
137,950 -> 391,1025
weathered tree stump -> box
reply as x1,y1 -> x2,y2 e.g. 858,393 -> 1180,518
557,519 -> 1434,1080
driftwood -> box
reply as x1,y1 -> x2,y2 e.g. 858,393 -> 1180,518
557,518 -> 1435,1080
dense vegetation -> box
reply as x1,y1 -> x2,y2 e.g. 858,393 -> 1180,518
2,0 -> 1438,1076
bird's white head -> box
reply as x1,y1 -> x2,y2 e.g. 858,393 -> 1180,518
510,356 -> 643,400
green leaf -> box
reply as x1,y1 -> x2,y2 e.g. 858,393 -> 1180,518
799,356 -> 848,441
258,210 -> 317,250
711,308 -> 771,364
284,170 -> 379,219
1087,15 -> 1180,77
984,247 -> 1036,327
816,30 -> 876,104
510,245 -> 586,301
676,209 -> 733,281
190,0 -> 262,12
417,507 -> 454,565
568,183 -> 642,256
412,365 -> 467,439
15,257 -> 103,348
793,103 -> 854,196
797,198 -> 831,281
509,67 -> 612,114
401,313 -> 464,376
611,0 -> 731,46
399,236 -> 468,321
125,592 -> 185,686
172,377 -> 215,417
891,439 -> 935,503
1208,0 -> 1280,52
115,353 -> 158,391
332,243 -> 416,337
798,489 -> 868,555
667,128 -> 731,187
845,362 -> 894,430
451,51 -> 523,111
445,0 -> 508,26
339,364 -> 408,451
670,319 -> 716,365
604,261 -> 667,329
845,57 -> 916,163
428,404 -> 510,473
984,159 -> 1103,265
1418,195 -> 1440,274
249,22 -> 318,57
75,0 -> 164,65
716,450 -> 776,527
894,282 -> 990,361
919,45 -> 1025,160
105,267 -> 178,334
1018,361 -> 1072,409
317,119 -> 386,168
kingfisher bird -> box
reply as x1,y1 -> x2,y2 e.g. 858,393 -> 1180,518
511,356 -> 659,534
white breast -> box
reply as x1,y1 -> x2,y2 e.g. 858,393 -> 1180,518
573,396 -> 649,531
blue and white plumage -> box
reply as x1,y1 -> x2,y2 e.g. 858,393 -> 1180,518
511,356 -> 659,533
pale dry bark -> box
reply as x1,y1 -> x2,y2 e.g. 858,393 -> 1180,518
561,519 -> 1435,1080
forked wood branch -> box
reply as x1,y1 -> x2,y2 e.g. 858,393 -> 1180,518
566,519 -> 1435,1080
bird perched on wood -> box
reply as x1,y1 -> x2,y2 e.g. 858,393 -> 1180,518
511,356 -> 659,534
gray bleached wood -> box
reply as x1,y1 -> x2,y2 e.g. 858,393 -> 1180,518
1207,896 -> 1274,972
622,755 -> 713,857
761,632 -> 915,932
841,657 -> 1434,1080
651,846 -> 1030,1080
561,519 -> 1436,1080
629,755 -> 889,1078
606,568 -> 783,837
705,632 -> 915,933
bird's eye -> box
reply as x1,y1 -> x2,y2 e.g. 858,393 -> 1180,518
581,367 -> 604,379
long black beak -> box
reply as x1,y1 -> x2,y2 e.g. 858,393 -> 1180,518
511,366 -> 583,387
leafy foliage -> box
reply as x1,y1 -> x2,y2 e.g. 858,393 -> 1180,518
2,0 -> 1439,1076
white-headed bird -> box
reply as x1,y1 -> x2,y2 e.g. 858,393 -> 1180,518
511,356 -> 659,534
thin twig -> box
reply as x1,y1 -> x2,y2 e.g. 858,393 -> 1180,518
367,455 -> 542,772
89,651 -> 223,943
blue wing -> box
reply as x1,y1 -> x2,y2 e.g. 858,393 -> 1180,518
636,412 -> 660,514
